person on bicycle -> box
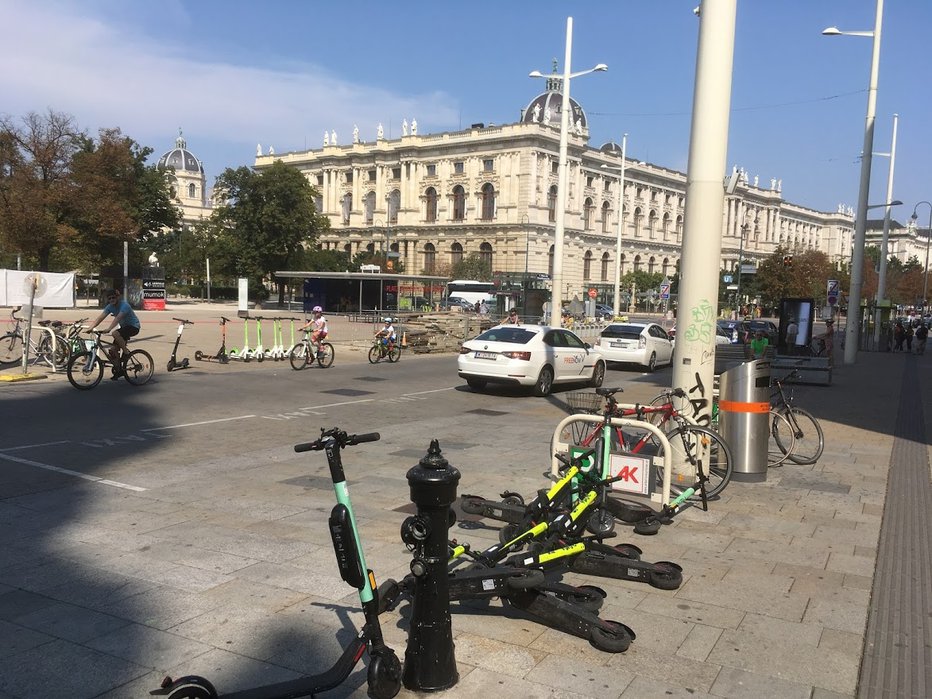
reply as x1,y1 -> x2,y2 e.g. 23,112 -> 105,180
88,288 -> 140,378
376,317 -> 396,348
300,306 -> 328,350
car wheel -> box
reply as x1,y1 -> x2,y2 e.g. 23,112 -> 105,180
533,365 -> 554,396
589,361 -> 605,388
466,378 -> 486,391
646,352 -> 657,372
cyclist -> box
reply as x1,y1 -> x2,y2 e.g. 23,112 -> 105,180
88,288 -> 140,378
375,317 -> 397,350
300,306 -> 328,351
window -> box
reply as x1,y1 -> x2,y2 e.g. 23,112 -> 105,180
426,163 -> 437,177
620,253 -> 627,275
451,242 -> 463,266
368,169 -> 377,181
601,252 -> 610,282
648,256 -> 656,274
387,189 -> 400,224
648,210 -> 657,239
634,254 -> 642,272
583,250 -> 592,280
344,243 -> 352,255
342,193 -> 352,225
187,183 -> 196,198
392,167 -> 401,180
365,191 -> 375,225
346,171 -> 353,184
480,183 -> 495,221
425,187 -> 438,223
547,185 -> 557,223
423,243 -> 436,274
314,195 -> 323,213
317,174 -> 324,186
583,198 -> 593,230
662,212 -> 671,241
633,207 -> 642,238
366,242 -> 376,254
662,258 -> 670,277
551,160 -> 559,174
483,159 -> 494,172
601,201 -> 611,233
452,185 -> 465,221
454,161 -> 464,175
586,176 -> 594,188
479,242 -> 493,269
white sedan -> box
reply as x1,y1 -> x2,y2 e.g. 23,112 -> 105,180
595,322 -> 674,371
458,324 -> 606,396
670,324 -> 732,348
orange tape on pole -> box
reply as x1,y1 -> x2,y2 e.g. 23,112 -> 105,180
718,400 -> 770,414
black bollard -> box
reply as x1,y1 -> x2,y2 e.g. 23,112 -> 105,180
401,439 -> 460,692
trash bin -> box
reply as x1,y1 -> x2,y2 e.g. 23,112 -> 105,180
718,358 -> 771,482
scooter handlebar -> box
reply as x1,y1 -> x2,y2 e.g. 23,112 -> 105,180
294,430 -> 381,452
348,431 -> 380,445
172,318 -> 194,324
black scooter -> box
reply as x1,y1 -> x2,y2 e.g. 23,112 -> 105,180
151,428 -> 402,699
195,316 -> 231,364
166,318 -> 194,372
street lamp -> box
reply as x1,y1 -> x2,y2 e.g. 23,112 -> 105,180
912,202 -> 932,306
520,214 -> 531,316
874,113 -> 898,346
823,0 -> 885,365
736,222 -> 750,312
530,16 -> 607,327
600,134 -> 627,319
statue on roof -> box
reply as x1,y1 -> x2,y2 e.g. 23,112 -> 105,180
377,122 -> 384,139
324,131 -> 329,146
411,118 -> 417,135
257,143 -> 262,157
331,130 -> 337,145
532,103 -> 541,122
402,118 -> 408,136
353,124 -> 359,143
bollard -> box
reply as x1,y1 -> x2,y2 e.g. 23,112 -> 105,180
401,439 -> 460,692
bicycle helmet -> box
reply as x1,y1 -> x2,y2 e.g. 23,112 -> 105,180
383,317 -> 392,323
312,305 -> 323,313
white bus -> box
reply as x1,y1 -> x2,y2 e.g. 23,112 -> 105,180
446,279 -> 494,307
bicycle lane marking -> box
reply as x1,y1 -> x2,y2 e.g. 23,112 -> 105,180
258,387 -> 457,420
141,415 -> 257,431
0,451 -> 146,492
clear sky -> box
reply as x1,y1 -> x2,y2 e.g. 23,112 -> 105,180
2,0 -> 929,223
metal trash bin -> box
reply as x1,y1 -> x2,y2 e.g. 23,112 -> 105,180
719,358 -> 771,482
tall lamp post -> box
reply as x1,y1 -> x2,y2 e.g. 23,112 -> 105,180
600,134 -> 627,319
912,202 -> 932,306
823,0 -> 885,365
521,214 -> 530,316
873,113 -> 898,345
530,16 -> 606,327
735,222 -> 750,312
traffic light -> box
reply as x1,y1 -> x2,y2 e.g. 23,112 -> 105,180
783,255 -> 793,267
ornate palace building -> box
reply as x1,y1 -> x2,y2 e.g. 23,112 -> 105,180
158,129 -> 212,226
253,75 -> 858,306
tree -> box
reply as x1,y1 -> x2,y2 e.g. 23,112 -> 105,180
755,246 -> 836,309
211,161 -> 329,303
451,253 -> 491,280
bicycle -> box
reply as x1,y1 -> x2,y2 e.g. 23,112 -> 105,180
562,386 -> 734,500
66,330 -> 154,389
770,369 -> 825,465
368,337 -> 401,364
289,330 -> 334,370
0,312 -> 69,369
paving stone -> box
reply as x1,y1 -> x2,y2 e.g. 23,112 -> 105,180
440,666 -> 595,699
453,632 -> 547,679
709,665 -> 813,698
528,651 -> 634,697
618,676 -> 715,697
825,551 -> 875,577
11,601 -> 130,644
0,587 -> 58,621
802,588 -> 870,635
634,594 -> 747,630
674,623 -> 723,662
0,618 -> 55,658
736,611 -> 823,647
86,622 -> 214,671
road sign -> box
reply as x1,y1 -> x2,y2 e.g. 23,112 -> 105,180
587,287 -> 597,299
827,279 -> 840,306
659,283 -> 671,300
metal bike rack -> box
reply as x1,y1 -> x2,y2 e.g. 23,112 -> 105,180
26,325 -> 61,374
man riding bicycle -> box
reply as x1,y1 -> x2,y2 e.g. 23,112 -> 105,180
375,317 -> 397,349
88,288 -> 140,379
300,306 -> 328,351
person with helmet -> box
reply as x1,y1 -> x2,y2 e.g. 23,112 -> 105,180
300,306 -> 329,351
375,317 -> 397,349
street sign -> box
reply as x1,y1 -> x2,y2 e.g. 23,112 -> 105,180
827,279 -> 840,306
659,283 -> 670,300
587,287 -> 597,299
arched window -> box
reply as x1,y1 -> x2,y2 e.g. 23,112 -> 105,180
452,185 -> 465,222
648,210 -> 658,239
601,201 -> 611,233
583,198 -> 594,230
662,258 -> 670,277
548,245 -> 555,277
662,212 -> 671,241
620,253 -> 627,276
365,191 -> 375,225
634,254 -> 642,272
648,256 -> 656,274
343,243 -> 352,255
479,242 -> 493,270
366,242 -> 376,254
633,207 -> 642,238
342,193 -> 352,225
583,250 -> 592,280
480,183 -> 495,221
188,183 -> 196,198
423,243 -> 436,274
676,215 -> 684,243
387,189 -> 400,224
425,187 -> 438,223
601,252 -> 610,281
547,185 -> 557,222
451,242 -> 463,266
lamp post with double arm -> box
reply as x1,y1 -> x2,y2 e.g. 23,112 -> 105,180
600,134 -> 627,319
912,202 -> 932,307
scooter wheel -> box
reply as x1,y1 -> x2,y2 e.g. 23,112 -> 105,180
166,359 -> 175,372
586,508 -> 616,536
504,569 -> 546,590
589,620 -> 635,653
613,543 -> 642,560
557,584 -> 606,611
502,493 -> 525,508
498,522 -> 520,545
634,518 -> 662,536
367,648 -> 402,699
194,351 -> 204,361
459,496 -> 486,516
649,561 -> 683,591
181,359 -> 189,368
155,674 -> 219,698
256,354 -> 264,362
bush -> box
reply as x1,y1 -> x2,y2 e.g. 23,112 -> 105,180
166,284 -> 269,302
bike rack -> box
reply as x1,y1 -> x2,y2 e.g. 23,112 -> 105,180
28,325 -> 61,373
550,415 -> 673,506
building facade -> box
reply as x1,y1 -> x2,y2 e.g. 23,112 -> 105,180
158,129 -> 212,226
254,83 -> 856,306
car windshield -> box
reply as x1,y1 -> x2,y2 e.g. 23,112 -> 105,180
473,327 -> 536,344
600,324 -> 643,340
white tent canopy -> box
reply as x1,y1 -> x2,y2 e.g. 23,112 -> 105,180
0,269 -> 75,308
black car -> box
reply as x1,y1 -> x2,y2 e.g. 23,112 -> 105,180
717,320 -> 752,344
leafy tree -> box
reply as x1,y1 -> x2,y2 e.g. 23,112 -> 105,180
451,253 -> 491,280
349,249 -> 405,274
755,246 -> 836,308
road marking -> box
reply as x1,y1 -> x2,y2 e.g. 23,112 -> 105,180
299,399 -> 376,411
0,452 -> 146,492
141,415 -> 256,432
400,387 -> 457,397
263,398 -> 375,421
0,440 -> 70,452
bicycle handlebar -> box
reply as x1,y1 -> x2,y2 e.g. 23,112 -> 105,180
294,428 -> 381,452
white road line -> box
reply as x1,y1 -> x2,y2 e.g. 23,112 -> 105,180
0,440 -> 71,452
0,453 -> 146,492
299,399 -> 375,410
141,415 -> 256,432
401,387 -> 457,397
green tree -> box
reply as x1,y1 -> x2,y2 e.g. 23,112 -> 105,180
211,161 -> 329,303
755,246 -> 836,308
451,253 -> 491,281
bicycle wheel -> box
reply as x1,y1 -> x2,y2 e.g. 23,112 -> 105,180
123,349 -> 154,386
368,345 -> 381,364
316,342 -> 335,368
660,424 -> 733,499
0,333 -> 23,364
777,406 -> 824,465
647,392 -> 696,428
768,410 -> 796,467
67,351 -> 103,389
289,342 -> 309,370
387,346 -> 401,363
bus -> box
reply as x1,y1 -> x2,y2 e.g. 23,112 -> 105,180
446,279 -> 495,307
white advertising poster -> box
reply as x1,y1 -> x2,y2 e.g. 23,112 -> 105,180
1,269 -> 75,307
238,277 -> 249,313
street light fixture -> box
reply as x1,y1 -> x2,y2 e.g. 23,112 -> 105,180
822,0 -> 884,365
912,201 -> 932,307
600,134 -> 627,319
530,16 -> 607,327
736,222 -> 750,311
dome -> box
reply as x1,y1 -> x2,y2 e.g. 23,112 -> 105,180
600,142 -> 624,155
522,65 -> 588,131
158,129 -> 203,174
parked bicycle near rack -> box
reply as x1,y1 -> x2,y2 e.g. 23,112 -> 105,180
289,329 -> 335,370
0,312 -> 70,369
770,369 -> 824,464
66,330 -> 154,389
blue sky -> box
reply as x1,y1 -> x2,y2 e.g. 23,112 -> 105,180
2,0 -> 930,222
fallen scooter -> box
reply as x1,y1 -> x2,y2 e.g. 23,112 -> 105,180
195,316 -> 231,364
166,318 -> 194,372
152,428 -> 402,699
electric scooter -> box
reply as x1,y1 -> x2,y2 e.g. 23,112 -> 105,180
166,318 -> 194,372
152,427 -> 402,699
195,316 -> 231,364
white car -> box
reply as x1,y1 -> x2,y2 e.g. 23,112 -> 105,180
670,324 -> 732,348
595,322 -> 674,371
458,324 -> 605,396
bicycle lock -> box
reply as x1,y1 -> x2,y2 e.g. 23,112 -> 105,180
401,439 -> 460,691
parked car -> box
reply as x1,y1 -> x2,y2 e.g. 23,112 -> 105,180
748,319 -> 779,345
440,296 -> 474,311
717,320 -> 752,344
594,322 -> 673,371
594,303 -> 615,320
457,325 -> 605,396
670,324 -> 731,347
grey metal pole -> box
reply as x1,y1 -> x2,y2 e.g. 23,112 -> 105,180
874,113 -> 897,345
549,17 -> 574,329
612,135 -> 627,318
736,224 -> 747,311
123,240 -> 129,297
671,0 -> 738,416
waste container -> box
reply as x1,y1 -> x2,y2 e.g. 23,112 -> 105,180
718,358 -> 771,482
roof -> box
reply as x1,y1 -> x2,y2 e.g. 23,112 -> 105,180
157,130 -> 203,174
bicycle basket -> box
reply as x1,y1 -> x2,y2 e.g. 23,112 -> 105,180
565,391 -> 604,414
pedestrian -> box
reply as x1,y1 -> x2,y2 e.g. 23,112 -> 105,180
785,317 -> 799,354
893,320 -> 905,352
916,322 -> 928,355
905,322 -> 914,352
750,330 -> 769,358
818,319 -> 835,366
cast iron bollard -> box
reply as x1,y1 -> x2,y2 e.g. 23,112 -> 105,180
401,439 -> 460,692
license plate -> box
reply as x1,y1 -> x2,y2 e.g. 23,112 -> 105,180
610,341 -> 627,348
474,351 -> 497,360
